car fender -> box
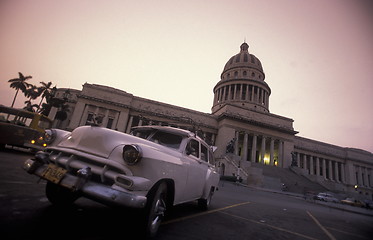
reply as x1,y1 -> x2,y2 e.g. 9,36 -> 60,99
201,166 -> 220,199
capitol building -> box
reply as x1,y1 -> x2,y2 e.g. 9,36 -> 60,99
49,42 -> 373,200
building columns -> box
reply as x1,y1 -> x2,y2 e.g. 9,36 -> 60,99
251,134 -> 257,163
260,136 -> 266,164
357,166 -> 363,186
335,162 -> 340,182
278,141 -> 283,167
328,160 -> 333,181
340,163 -> 345,183
242,133 -> 248,162
250,85 -> 254,101
233,84 -> 237,100
303,154 -> 307,170
364,167 -> 369,187
234,131 -> 239,156
270,138 -> 275,165
227,85 -> 231,100
296,152 -> 300,168
126,116 -> 134,133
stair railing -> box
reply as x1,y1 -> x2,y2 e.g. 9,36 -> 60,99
223,155 -> 249,178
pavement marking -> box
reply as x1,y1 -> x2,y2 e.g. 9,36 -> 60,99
162,201 -> 251,225
220,211 -> 318,240
0,180 -> 35,185
326,226 -> 371,240
307,211 -> 336,240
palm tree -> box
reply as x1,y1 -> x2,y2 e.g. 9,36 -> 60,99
23,84 -> 41,111
24,84 -> 40,101
23,100 -> 39,112
37,81 -> 53,109
8,72 -> 32,107
39,86 -> 57,116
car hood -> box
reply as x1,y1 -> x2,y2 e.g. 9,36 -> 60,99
56,126 -> 179,158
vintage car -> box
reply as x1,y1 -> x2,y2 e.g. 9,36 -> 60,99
340,198 -> 365,207
0,105 -> 52,152
23,125 -> 220,237
314,192 -> 339,203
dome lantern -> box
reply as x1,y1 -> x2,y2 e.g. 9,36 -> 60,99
240,42 -> 249,52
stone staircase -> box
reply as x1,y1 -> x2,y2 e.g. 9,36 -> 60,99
247,162 -> 328,194
218,154 -> 329,195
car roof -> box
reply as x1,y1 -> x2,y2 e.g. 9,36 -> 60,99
131,125 -> 211,146
131,125 -> 193,136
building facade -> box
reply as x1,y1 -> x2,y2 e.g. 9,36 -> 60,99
49,43 -> 373,200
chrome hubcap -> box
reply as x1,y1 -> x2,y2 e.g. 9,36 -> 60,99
151,197 -> 166,229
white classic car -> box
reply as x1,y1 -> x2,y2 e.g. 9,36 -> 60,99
314,192 -> 339,203
23,125 -> 220,237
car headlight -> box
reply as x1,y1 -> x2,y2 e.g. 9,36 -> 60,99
122,144 -> 142,165
44,129 -> 56,144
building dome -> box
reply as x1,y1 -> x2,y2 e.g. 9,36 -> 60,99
212,42 -> 271,114
221,42 -> 265,81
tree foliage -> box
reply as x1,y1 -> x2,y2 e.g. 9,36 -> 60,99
7,72 -> 56,114
7,72 -> 71,127
8,72 -> 33,108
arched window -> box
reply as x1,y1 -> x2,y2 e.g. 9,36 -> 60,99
251,55 -> 255,64
235,55 -> 240,63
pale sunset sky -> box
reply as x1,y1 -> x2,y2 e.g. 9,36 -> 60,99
1,0 -> 372,152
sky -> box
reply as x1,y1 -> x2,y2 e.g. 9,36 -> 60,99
1,0 -> 372,153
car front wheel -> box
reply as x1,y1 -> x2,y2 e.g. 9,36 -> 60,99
144,182 -> 168,238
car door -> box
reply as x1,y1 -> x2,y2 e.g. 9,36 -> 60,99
183,139 -> 209,200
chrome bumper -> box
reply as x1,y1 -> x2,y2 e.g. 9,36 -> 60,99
23,159 -> 147,208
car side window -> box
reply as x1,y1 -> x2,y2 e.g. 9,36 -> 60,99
201,144 -> 208,162
186,139 -> 199,158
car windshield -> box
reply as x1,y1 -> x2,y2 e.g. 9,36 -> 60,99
132,128 -> 153,139
131,128 -> 183,149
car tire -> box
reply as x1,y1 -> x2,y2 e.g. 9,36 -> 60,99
198,188 -> 213,211
143,182 -> 168,238
45,181 -> 80,207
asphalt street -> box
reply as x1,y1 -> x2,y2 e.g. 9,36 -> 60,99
1,148 -> 372,240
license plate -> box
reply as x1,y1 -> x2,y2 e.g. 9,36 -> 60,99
42,164 -> 67,184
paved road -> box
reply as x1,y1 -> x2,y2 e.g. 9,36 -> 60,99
1,148 -> 372,240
